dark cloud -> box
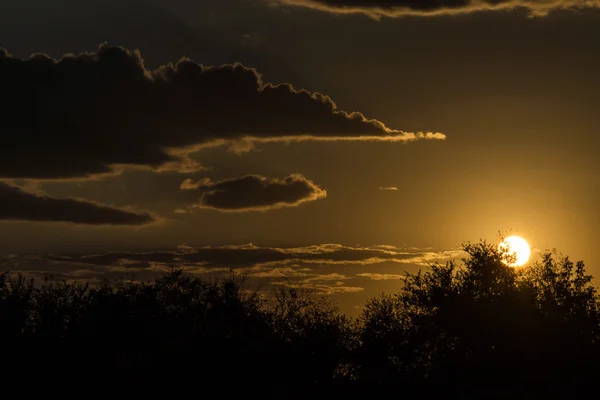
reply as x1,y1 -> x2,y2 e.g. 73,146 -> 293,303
0,182 -> 156,225
0,45 -> 444,180
0,0 -> 316,94
275,0 -> 600,17
180,174 -> 326,212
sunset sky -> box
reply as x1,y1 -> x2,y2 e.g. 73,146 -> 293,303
1,0 -> 599,314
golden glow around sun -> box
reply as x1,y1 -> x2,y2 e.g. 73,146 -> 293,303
499,236 -> 531,267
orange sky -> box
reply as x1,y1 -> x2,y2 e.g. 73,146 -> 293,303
0,0 -> 599,314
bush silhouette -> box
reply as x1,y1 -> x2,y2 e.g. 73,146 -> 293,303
2,239 -> 600,392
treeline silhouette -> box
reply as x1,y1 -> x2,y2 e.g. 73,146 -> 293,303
2,240 -> 599,394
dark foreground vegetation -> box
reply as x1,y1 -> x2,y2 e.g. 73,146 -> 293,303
2,241 -> 599,396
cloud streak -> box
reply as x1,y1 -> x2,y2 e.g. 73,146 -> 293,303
356,273 -> 406,281
10,243 -> 464,275
0,182 -> 156,225
0,45 -> 444,180
180,174 -> 327,212
274,0 -> 600,18
1,243 -> 464,295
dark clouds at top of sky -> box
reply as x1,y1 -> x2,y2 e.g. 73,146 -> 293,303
180,174 -> 327,212
0,0 -> 316,93
0,182 -> 156,225
275,0 -> 600,17
0,44 -> 444,181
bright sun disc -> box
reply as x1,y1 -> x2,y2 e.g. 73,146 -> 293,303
498,236 -> 531,267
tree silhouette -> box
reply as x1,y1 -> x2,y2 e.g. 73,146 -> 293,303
356,240 -> 600,390
1,239 -> 600,392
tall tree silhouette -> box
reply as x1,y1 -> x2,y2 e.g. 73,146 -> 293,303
357,240 -> 600,387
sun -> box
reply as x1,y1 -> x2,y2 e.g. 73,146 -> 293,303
498,236 -> 531,267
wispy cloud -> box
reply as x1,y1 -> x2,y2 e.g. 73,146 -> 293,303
275,280 -> 365,295
38,243 -> 465,271
1,244 -> 464,296
275,0 -> 600,18
356,273 -> 406,281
